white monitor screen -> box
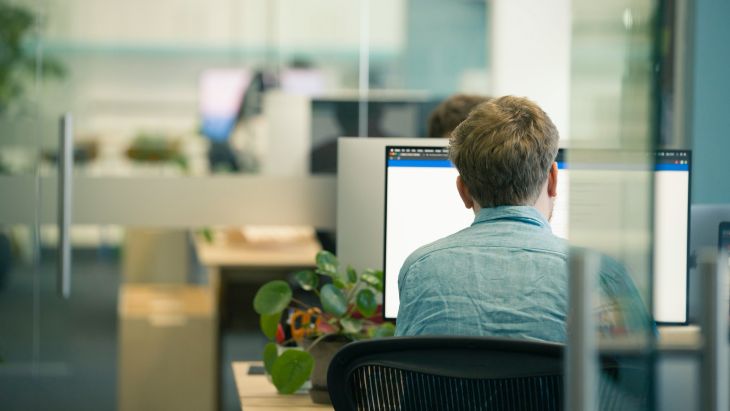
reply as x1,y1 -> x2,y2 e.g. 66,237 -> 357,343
199,69 -> 252,141
383,146 -> 568,319
383,146 -> 690,324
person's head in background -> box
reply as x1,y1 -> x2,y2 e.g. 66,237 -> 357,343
427,94 -> 492,138
450,96 -> 559,221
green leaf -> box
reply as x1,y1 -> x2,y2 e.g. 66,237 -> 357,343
320,284 -> 348,317
361,269 -> 384,292
368,322 -> 396,338
332,277 -> 347,289
260,312 -> 281,340
293,270 -> 318,291
263,342 -> 278,374
347,266 -> 358,284
253,281 -> 292,315
315,250 -> 339,276
199,227 -> 214,243
271,350 -> 314,394
340,317 -> 363,334
356,289 -> 377,318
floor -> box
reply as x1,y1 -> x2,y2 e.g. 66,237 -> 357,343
0,248 -> 267,411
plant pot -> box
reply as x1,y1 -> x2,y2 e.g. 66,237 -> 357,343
304,335 -> 350,404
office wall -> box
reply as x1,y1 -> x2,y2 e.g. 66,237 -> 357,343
490,0 -> 571,140
691,0 -> 730,204
403,0 -> 488,96
43,0 -> 404,52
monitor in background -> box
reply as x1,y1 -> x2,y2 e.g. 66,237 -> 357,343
336,137 -> 450,278
199,68 -> 252,142
310,99 -> 442,174
720,222 -> 730,257
721,222 -> 730,313
383,147 -> 691,324
688,205 -> 730,322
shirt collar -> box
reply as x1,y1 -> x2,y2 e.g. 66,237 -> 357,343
473,205 -> 551,229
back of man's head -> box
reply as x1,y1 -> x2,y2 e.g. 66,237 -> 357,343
427,94 -> 491,138
449,96 -> 559,208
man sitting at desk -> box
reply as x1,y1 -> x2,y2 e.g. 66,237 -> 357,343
395,96 -> 652,341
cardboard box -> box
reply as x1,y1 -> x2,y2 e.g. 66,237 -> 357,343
123,229 -> 189,283
118,285 -> 216,411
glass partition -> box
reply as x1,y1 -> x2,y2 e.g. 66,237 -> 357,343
5,0 -> 702,408
0,1 -> 490,408
569,0 -> 662,408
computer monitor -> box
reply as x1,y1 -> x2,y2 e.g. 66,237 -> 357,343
199,68 -> 252,141
719,222 -> 730,318
383,146 -> 691,324
720,222 -> 730,257
309,98 -> 442,174
688,205 -> 730,321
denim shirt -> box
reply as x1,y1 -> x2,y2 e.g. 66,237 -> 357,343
395,206 -> 653,342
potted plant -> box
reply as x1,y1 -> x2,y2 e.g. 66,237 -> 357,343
0,0 -> 65,115
252,250 -> 395,403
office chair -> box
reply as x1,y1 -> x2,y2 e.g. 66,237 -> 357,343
327,336 -> 647,411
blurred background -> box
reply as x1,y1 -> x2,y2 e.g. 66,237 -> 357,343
0,0 -> 728,410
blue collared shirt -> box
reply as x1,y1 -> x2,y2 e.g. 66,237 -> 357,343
395,206 -> 653,342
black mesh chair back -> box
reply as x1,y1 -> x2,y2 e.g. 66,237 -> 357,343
328,336 -> 562,411
327,336 -> 648,411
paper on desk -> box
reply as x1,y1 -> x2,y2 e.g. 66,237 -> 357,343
231,225 -> 316,245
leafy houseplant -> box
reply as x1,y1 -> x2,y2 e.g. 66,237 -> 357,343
253,251 -> 395,399
0,0 -> 65,114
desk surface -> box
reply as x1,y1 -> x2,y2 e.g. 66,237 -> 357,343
657,325 -> 701,350
232,362 -> 333,411
194,230 -> 321,268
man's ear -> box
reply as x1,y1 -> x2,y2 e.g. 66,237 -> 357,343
547,162 -> 558,198
456,175 -> 475,209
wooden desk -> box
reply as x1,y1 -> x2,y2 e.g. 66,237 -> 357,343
195,232 -> 322,271
195,231 -> 321,409
193,229 -> 321,323
657,325 -> 701,351
232,362 -> 333,411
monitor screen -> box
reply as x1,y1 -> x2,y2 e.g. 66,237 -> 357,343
720,222 -> 730,257
309,99 -> 441,174
199,69 -> 252,141
383,146 -> 473,320
720,222 -> 730,314
383,146 -> 691,323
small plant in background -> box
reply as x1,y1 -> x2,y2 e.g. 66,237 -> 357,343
253,251 -> 395,394
125,133 -> 189,170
